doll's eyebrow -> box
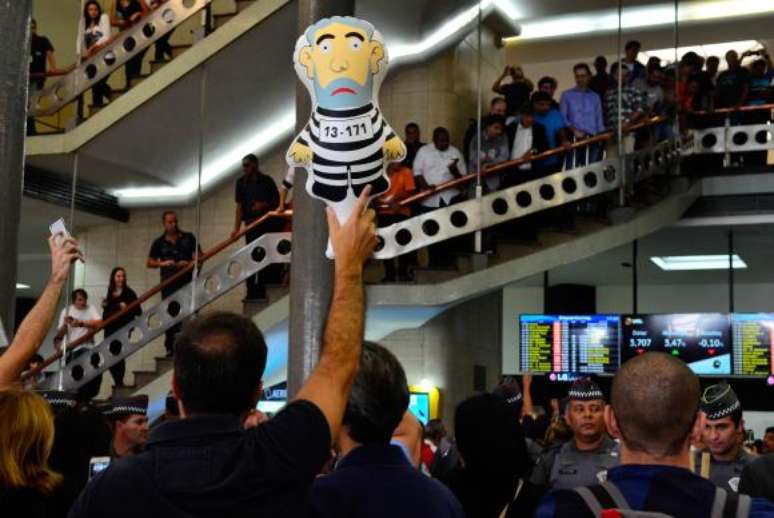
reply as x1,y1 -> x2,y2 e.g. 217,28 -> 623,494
316,34 -> 334,45
345,32 -> 365,41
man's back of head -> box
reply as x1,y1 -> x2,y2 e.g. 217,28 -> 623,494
343,341 -> 409,445
610,352 -> 700,461
174,312 -> 268,417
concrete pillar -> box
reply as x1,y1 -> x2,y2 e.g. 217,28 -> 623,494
0,1 -> 32,335
287,0 -> 355,397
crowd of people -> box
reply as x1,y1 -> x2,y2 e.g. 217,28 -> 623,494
1,213 -> 773,517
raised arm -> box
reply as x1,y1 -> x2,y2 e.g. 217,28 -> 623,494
0,236 -> 80,388
294,186 -> 377,441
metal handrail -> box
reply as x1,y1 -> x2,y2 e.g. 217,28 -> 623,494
23,209 -> 292,381
689,103 -> 774,116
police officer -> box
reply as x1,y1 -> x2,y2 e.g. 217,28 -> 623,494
693,382 -> 754,492
103,395 -> 150,459
530,378 -> 619,490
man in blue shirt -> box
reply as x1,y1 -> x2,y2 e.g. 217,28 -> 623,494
311,342 -> 463,518
532,91 -> 571,173
536,352 -> 774,517
560,63 -> 605,166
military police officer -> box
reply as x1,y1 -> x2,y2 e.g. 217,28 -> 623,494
103,394 -> 150,459
693,382 -> 754,492
530,378 -> 619,490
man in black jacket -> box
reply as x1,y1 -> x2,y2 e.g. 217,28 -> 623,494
505,103 -> 550,186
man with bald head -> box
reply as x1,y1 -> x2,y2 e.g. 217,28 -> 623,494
536,353 -> 774,517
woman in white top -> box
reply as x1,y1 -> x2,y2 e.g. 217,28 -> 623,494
78,1 -> 113,107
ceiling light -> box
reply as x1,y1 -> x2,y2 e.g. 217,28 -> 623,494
16,283 -> 30,290
506,0 -> 774,42
650,255 -> 747,271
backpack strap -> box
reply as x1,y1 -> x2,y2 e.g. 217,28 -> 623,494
574,484 -> 621,516
734,494 -> 751,518
600,481 -> 632,510
712,488 -> 752,518
711,488 -> 727,518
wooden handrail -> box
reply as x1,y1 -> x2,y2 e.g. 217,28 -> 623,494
23,209 -> 292,382
689,103 -> 774,116
395,115 -> 666,208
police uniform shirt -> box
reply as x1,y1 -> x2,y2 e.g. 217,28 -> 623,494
695,448 -> 755,492
531,435 -> 620,490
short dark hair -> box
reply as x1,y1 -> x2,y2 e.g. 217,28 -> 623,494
71,289 -> 88,303
531,91 -> 553,104
706,56 -> 720,65
162,210 -> 176,221
174,312 -> 267,416
612,352 -> 700,458
766,426 -> 774,435
424,419 -> 446,443
455,393 -> 529,477
242,154 -> 258,166
343,342 -> 409,444
729,406 -> 744,427
519,102 -> 535,116
752,59 -> 767,69
490,96 -> 507,107
538,76 -> 557,89
405,122 -> 419,131
432,127 -> 450,140
625,40 -> 641,51
573,63 -> 591,75
32,18 -> 37,25
594,55 -> 607,66
483,114 -> 506,129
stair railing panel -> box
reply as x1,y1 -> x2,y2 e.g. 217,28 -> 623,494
30,0 -> 214,117
38,232 -> 292,392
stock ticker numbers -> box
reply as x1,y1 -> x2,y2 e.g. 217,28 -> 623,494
732,314 -> 774,376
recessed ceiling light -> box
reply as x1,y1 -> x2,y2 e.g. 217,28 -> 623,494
650,255 -> 747,271
16,283 -> 30,290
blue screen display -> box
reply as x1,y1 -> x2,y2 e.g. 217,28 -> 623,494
409,392 -> 430,425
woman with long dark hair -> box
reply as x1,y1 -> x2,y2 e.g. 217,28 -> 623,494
102,267 -> 142,387
78,0 -> 113,107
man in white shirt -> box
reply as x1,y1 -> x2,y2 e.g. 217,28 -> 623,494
413,127 -> 467,209
55,289 -> 102,350
412,127 -> 467,268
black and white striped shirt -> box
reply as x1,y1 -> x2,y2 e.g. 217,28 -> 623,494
297,103 -> 394,190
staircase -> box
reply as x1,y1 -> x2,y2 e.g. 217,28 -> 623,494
31,0 -> 260,129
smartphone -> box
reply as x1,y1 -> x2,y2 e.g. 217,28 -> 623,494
88,456 -> 110,479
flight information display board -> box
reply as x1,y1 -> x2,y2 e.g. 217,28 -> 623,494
519,315 -> 620,374
621,313 -> 731,375
732,314 -> 774,377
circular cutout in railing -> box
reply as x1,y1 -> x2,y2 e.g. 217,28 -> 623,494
603,166 -> 617,183
147,312 -> 162,330
54,85 -> 67,101
450,210 -> 468,228
395,228 -> 412,246
182,0 -> 196,8
701,133 -> 717,149
422,219 -> 440,236
374,235 -> 385,252
143,23 -> 156,38
129,327 -> 143,344
71,365 -> 84,382
167,300 -> 181,318
516,191 -> 532,208
732,132 -> 749,146
539,184 -> 555,201
562,178 -> 577,194
104,51 -> 116,66
251,246 -> 266,263
123,37 -> 137,52
85,64 -> 98,80
277,239 -> 292,255
162,8 -> 176,23
109,340 -> 123,356
204,276 -> 220,295
584,172 -> 598,188
491,198 -> 509,215
755,130 -> 771,145
227,261 -> 242,279
90,352 -> 103,368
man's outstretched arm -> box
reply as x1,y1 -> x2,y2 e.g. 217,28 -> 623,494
0,235 -> 81,388
294,186 -> 377,441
